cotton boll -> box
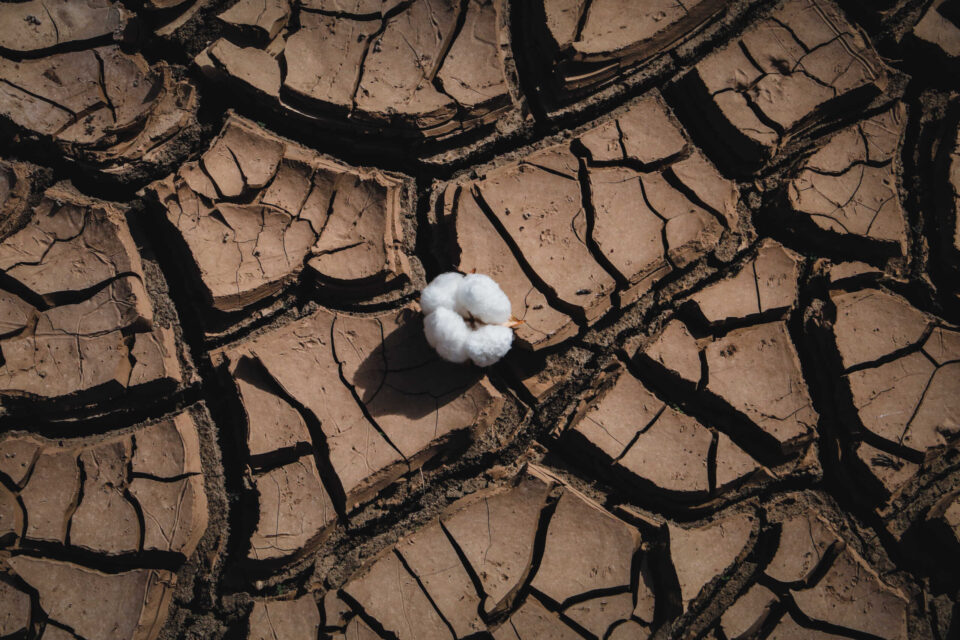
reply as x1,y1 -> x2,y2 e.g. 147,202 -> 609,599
455,273 -> 512,325
465,323 -> 513,367
423,308 -> 470,363
420,272 -> 464,316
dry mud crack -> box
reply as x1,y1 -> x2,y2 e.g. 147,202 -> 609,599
1,0 -> 960,639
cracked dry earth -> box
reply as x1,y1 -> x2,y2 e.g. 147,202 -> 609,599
3,1 -> 960,640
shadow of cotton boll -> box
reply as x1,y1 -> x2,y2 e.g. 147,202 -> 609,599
333,308 -> 485,422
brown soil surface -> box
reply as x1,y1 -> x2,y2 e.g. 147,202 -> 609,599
1,0 -> 960,639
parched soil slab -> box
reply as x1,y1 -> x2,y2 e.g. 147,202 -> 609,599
216,304 -> 503,563
666,508 -> 757,612
0,183 -> 186,416
562,364 -> 765,505
521,0 -> 730,103
0,411 -> 207,557
146,114 -> 420,322
7,557 -> 176,640
694,321 -> 817,450
195,0 -> 523,150
789,548 -> 908,639
631,245 -> 818,465
325,469 -> 912,639
0,0 -> 130,55
667,0 -> 894,176
713,507 -> 910,640
782,103 -> 908,256
247,596 -> 321,640
682,239 -> 802,326
246,453 -> 337,564
911,0 -> 960,63
0,41 -> 198,183
434,91 -> 742,350
717,582 -> 778,638
0,410 -> 208,640
331,465 -> 651,639
827,283 -> 960,504
0,158 -> 48,243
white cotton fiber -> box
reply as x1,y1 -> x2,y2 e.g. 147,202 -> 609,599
465,324 -> 514,367
420,271 -> 465,316
421,271 -> 516,366
454,273 -> 512,325
423,307 -> 470,363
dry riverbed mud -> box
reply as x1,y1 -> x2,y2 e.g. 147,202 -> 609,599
1,0 -> 960,639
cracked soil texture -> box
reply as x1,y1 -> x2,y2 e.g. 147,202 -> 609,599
1,0 -> 960,639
